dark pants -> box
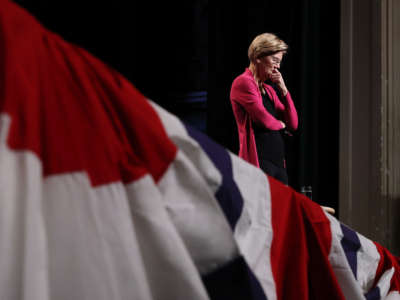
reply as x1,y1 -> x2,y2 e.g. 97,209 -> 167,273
259,159 -> 288,185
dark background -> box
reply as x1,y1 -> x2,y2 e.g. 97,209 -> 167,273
14,0 -> 340,214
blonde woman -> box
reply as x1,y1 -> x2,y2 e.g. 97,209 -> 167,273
230,33 -> 298,184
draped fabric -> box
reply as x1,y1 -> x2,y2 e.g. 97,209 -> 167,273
0,1 -> 399,300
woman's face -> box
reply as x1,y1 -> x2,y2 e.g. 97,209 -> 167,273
257,51 -> 283,81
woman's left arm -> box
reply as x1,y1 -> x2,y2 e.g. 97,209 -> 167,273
274,91 -> 298,131
268,70 -> 298,131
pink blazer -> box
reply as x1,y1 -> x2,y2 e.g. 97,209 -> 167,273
230,68 -> 298,167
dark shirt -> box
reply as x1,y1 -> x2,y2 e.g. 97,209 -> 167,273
253,91 -> 285,168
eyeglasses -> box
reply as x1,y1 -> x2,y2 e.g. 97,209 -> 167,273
259,54 -> 283,67
270,56 -> 282,65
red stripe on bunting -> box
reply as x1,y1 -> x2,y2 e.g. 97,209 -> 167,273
372,242 -> 400,295
268,175 -> 345,300
0,0 -> 177,186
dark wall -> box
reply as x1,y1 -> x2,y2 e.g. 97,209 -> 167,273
14,0 -> 208,113
209,0 -> 340,212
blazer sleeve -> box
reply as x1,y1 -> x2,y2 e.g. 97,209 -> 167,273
230,76 -> 284,131
267,86 -> 298,131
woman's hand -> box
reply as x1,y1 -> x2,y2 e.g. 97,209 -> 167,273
270,69 -> 288,96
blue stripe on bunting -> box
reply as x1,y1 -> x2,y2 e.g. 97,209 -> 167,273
340,223 -> 361,279
202,255 -> 268,300
365,286 -> 381,300
185,124 -> 244,230
184,124 -> 268,300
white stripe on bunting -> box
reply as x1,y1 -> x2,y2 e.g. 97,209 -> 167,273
230,152 -> 277,300
326,213 -> 365,300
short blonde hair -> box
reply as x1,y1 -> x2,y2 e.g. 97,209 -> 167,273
248,33 -> 288,62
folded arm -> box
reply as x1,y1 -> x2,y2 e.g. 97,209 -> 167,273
230,77 -> 284,131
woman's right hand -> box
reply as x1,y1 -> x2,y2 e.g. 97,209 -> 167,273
270,69 -> 288,96
280,121 -> 286,129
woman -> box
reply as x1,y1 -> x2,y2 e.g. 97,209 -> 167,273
230,33 -> 298,185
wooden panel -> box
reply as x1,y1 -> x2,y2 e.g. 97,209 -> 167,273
339,0 -> 353,225
340,0 -> 400,254
388,0 -> 400,254
340,0 -> 376,237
